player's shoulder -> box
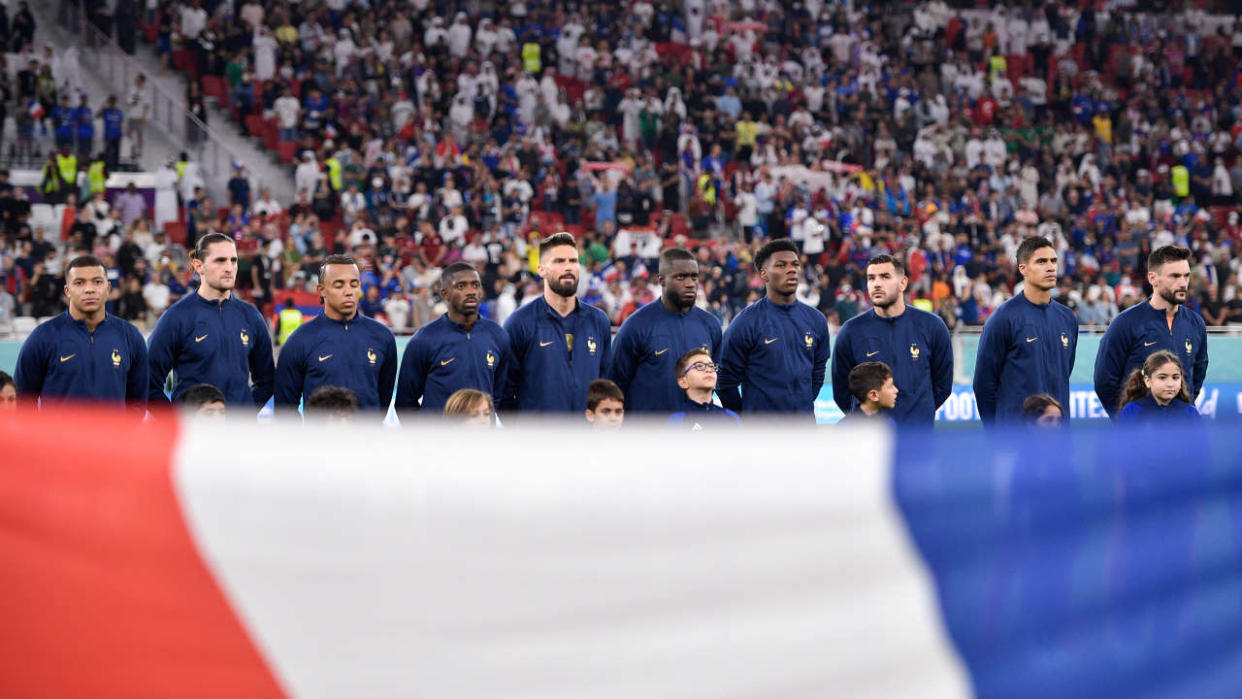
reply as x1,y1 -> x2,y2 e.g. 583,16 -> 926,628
795,301 -> 829,332
837,309 -> 874,334
505,298 -> 539,325
729,300 -> 763,326
1050,299 -> 1078,324
688,305 -> 723,332
581,300 -> 611,325
357,312 -> 395,338
24,314 -> 64,344
477,316 -> 510,341
111,313 -> 146,342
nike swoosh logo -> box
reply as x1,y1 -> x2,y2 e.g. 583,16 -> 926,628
1144,341 -> 1157,347
1026,337 -> 1038,343
866,351 -> 879,357
764,337 -> 778,345
195,334 -> 208,343
539,341 -> 554,347
59,354 -> 75,362
440,358 -> 456,366
318,354 -> 333,362
654,348 -> 669,356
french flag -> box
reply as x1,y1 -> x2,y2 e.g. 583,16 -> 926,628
2,408 -> 1238,697
27,99 -> 44,121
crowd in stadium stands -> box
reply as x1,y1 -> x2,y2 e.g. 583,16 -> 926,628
5,0 -> 1242,336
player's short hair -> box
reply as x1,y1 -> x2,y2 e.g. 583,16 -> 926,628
181,383 -> 226,407
441,261 -> 478,286
65,254 -> 106,276
1147,245 -> 1192,272
753,239 -> 799,271
538,232 -> 577,258
658,247 -> 696,275
1016,235 -> 1054,266
586,378 -> 624,411
866,254 -> 905,276
0,370 -> 15,391
193,232 -> 235,261
444,388 -> 492,418
319,254 -> 357,281
306,385 -> 359,413
847,362 -> 892,403
674,347 -> 713,378
1021,393 -> 1064,420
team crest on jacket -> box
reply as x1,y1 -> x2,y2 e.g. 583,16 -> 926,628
111,349 -> 122,368
804,332 -> 814,349
587,337 -> 597,355
240,329 -> 250,347
486,350 -> 496,368
1186,339 -> 1193,355
909,343 -> 920,360
367,348 -> 377,365
1061,332 -> 1069,348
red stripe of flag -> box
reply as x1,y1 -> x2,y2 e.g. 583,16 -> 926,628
0,407 -> 285,698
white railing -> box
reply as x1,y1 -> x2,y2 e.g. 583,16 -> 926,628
74,19 -> 247,200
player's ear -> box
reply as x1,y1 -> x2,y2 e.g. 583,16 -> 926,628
583,409 -> 594,422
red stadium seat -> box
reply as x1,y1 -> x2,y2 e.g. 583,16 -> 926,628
202,76 -> 227,105
163,221 -> 186,245
564,224 -> 586,239
144,23 -> 158,45
262,119 -> 279,151
669,213 -> 689,238
244,114 -> 265,140
277,141 -> 298,164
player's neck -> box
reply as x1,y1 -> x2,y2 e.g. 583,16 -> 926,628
859,402 -> 883,416
69,306 -> 105,331
1022,285 -> 1051,305
197,286 -> 231,303
447,309 -> 478,329
1148,294 -> 1178,316
661,296 -> 689,314
873,298 -> 907,319
686,387 -> 713,404
543,288 -> 577,316
1151,393 -> 1172,407
324,307 -> 357,322
766,288 -> 795,305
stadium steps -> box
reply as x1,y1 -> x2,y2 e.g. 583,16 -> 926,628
28,4 -> 295,205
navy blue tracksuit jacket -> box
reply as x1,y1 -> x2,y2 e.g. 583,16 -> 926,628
973,293 -> 1078,426
273,312 -> 398,419
1093,300 -> 1208,418
147,291 -> 276,409
395,314 -> 511,414
608,300 -> 722,413
667,395 -> 741,428
831,307 -> 953,425
14,312 -> 148,410
502,296 -> 612,413
717,297 -> 830,417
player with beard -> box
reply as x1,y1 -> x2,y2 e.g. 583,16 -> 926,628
395,262 -> 511,419
717,239 -> 831,417
1094,245 -> 1207,419
147,233 -> 275,411
607,248 -> 722,414
830,254 -> 952,426
501,233 -> 612,413
274,255 -> 398,422
974,236 -> 1079,426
